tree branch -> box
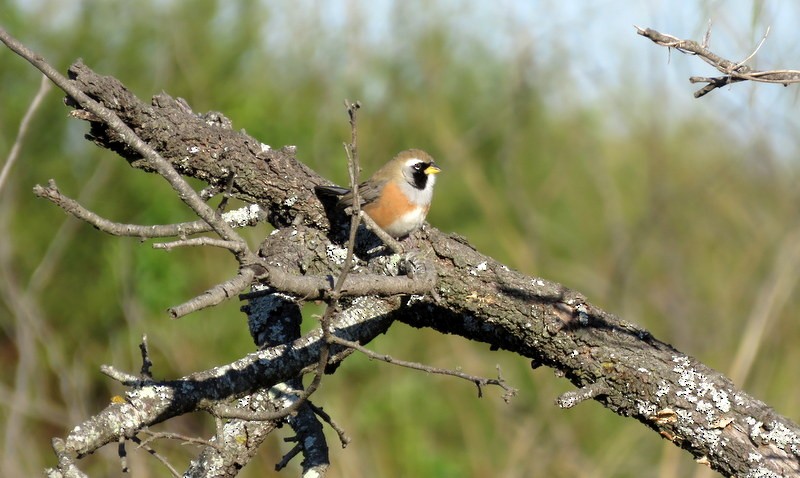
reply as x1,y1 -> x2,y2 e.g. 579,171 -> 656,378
0,28 -> 250,250
635,26 -> 800,98
329,335 -> 517,401
63,296 -> 398,457
4,26 -> 800,478
168,268 -> 256,318
32,180 -> 264,237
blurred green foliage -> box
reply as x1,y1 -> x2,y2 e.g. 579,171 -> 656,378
2,1 -> 800,477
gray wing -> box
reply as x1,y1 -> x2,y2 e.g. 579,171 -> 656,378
336,179 -> 386,209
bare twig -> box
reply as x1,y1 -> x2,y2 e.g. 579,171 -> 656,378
26,164 -> 113,296
139,335 -> 153,380
32,180 -> 262,238
153,237 -> 246,253
100,365 -> 141,386
129,435 -> 181,478
308,403 -> 351,448
329,335 -> 518,402
117,435 -> 128,474
340,99 -> 406,254
137,430 -> 219,450
0,74 -> 50,194
701,19 -> 712,49
556,380 -> 610,409
635,26 -> 800,97
733,25 -> 770,70
336,99 -> 364,292
168,268 -> 256,318
275,443 -> 302,471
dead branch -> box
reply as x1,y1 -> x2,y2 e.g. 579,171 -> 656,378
168,268 -> 256,318
3,25 -> 800,478
45,439 -> 87,478
329,335 -> 517,401
636,26 -> 800,97
65,295 -> 398,455
153,237 -> 247,252
32,180 -> 263,238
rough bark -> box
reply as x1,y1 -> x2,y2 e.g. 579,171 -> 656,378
47,60 -> 800,477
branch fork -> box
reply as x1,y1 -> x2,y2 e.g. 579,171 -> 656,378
636,25 -> 800,97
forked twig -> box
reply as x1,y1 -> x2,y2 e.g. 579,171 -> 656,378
635,25 -> 800,98
329,335 -> 518,402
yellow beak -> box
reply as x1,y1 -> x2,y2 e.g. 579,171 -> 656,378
424,164 -> 442,175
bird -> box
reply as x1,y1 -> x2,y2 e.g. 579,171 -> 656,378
315,149 -> 441,239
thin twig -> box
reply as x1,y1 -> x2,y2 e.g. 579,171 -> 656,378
136,430 -> 219,451
0,74 -> 50,194
556,380 -> 610,409
732,25 -> 770,71
100,365 -> 141,386
168,268 -> 256,318
701,19 -> 712,49
275,443 -> 302,471
129,435 -> 181,478
337,103 -> 404,254
308,403 -> 351,448
153,237 -> 246,253
215,171 -> 237,213
329,335 -> 518,402
336,99 -> 364,293
47,438 -> 88,478
117,435 -> 128,474
139,335 -> 153,380
33,180 -> 262,238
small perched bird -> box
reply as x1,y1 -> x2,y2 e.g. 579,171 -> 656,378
315,149 -> 441,238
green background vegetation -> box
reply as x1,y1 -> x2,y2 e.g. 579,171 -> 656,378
2,1 -> 800,476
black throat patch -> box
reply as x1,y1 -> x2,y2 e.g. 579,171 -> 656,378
411,162 -> 431,190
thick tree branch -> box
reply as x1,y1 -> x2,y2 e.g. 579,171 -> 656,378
186,294 -> 328,477
64,296 -> 398,457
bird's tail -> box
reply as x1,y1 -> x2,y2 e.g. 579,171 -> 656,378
314,185 -> 350,197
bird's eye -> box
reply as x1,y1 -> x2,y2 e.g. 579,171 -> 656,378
413,162 -> 426,171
